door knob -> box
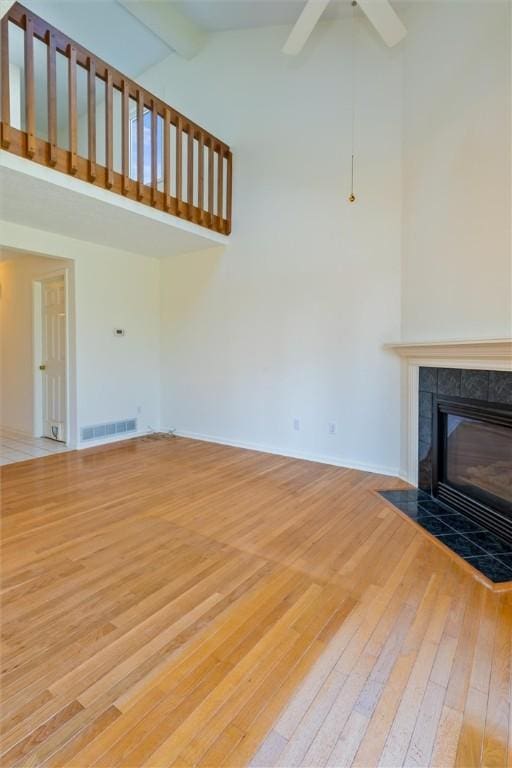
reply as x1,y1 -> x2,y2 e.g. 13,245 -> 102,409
39,364 -> 46,370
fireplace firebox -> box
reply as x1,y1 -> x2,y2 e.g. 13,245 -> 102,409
432,395 -> 512,545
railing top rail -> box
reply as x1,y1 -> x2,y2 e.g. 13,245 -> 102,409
4,1 -> 230,151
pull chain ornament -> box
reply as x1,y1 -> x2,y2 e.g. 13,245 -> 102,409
349,154 -> 356,203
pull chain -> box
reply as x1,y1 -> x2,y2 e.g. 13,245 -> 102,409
349,0 -> 357,203
349,154 -> 355,203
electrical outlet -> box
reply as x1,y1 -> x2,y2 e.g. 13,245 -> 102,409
328,421 -> 336,435
293,418 -> 300,431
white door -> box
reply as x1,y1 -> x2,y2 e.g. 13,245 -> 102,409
41,276 -> 67,441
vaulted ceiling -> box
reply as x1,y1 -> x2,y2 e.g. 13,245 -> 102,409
20,0 -> 358,73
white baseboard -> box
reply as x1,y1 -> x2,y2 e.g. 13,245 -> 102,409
174,429 -> 400,479
77,428 -> 152,451
397,469 -> 415,485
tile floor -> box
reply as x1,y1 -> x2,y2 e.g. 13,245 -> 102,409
0,427 -> 70,465
379,488 -> 512,584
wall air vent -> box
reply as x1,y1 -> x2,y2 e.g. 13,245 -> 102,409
80,418 -> 137,442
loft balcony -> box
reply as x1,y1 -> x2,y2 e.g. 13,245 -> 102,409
0,2 -> 232,248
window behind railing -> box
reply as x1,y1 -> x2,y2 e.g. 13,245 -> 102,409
0,3 -> 232,235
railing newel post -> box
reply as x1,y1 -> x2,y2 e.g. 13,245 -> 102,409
68,43 -> 77,174
137,88 -> 144,201
121,78 -> 130,195
175,114 -> 183,216
1,14 -> 11,149
151,99 -> 157,206
88,56 -> 96,181
24,14 -> 35,158
216,142 -> 223,233
226,150 -> 232,235
105,69 -> 113,189
187,122 -> 194,221
207,137 -> 214,229
198,130 -> 204,225
47,29 -> 57,166
163,107 -> 171,212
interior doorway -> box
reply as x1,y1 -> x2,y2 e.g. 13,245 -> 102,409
33,272 -> 68,442
0,249 -> 76,465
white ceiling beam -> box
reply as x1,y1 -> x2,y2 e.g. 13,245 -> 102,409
282,0 -> 331,56
0,1 -> 16,20
116,0 -> 206,60
357,0 -> 406,47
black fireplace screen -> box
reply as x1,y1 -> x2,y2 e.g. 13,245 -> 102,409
445,414 -> 512,512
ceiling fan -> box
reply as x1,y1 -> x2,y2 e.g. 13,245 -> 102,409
282,0 -> 406,55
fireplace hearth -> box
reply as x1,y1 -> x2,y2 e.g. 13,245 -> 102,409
380,365 -> 512,586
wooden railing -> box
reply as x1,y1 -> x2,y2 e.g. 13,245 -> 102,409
0,3 -> 232,235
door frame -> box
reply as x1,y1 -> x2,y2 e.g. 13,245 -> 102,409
32,265 -> 77,447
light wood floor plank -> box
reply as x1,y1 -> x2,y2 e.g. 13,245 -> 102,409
1,436 -> 510,768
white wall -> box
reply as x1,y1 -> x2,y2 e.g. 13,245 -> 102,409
146,20 -> 403,475
73,243 -> 160,433
401,0 -> 511,341
0,251 -> 72,434
0,222 -> 161,445
2,1 -> 509,474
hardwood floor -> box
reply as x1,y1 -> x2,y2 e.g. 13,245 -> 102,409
1,436 -> 511,767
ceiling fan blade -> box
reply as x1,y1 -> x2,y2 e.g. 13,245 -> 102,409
357,0 -> 406,47
282,0 -> 332,56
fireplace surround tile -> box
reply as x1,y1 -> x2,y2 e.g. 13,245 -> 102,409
418,367 -> 512,498
437,368 -> 462,397
419,367 -> 438,394
419,391 -> 433,419
460,369 -> 489,400
418,416 -> 432,445
489,371 -> 512,404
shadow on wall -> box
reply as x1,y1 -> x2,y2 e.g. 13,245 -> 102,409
161,246 -> 225,333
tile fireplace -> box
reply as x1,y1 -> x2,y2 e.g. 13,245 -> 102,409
383,339 -> 512,586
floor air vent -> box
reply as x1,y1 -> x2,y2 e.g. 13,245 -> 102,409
81,418 -> 137,442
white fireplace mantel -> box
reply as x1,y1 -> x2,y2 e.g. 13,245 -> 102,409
384,338 -> 512,364
385,338 -> 512,485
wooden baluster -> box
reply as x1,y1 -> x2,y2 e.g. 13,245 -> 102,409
197,130 -> 204,223
163,107 -> 171,211
68,44 -> 77,174
207,139 -> 214,228
105,69 -> 113,189
216,144 -> 223,231
1,15 -> 11,149
187,124 -> 194,220
47,31 -> 56,166
121,79 -> 129,195
225,150 -> 232,235
24,15 -> 35,158
137,89 -> 144,200
151,99 -> 157,206
175,114 -> 182,216
88,57 -> 96,181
